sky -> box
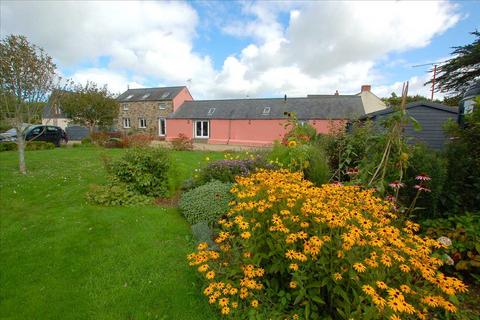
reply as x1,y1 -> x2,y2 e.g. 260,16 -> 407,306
1,0 -> 479,100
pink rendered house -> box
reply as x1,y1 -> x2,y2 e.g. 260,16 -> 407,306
166,86 -> 385,146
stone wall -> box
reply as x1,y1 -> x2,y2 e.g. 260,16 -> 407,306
117,100 -> 173,136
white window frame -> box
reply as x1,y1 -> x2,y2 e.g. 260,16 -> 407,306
159,102 -> 167,110
139,118 -> 147,128
123,118 -> 131,128
194,120 -> 209,138
262,107 -> 271,115
207,107 -> 216,115
158,118 -> 166,136
122,103 -> 129,111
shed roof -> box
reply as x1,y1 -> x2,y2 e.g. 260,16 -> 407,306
170,96 -> 365,120
361,101 -> 458,119
42,105 -> 68,119
117,86 -> 186,102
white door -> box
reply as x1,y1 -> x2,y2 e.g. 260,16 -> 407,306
159,118 -> 166,136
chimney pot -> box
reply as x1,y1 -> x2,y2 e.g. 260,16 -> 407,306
361,85 -> 371,92
334,90 -> 339,96
284,94 -> 287,102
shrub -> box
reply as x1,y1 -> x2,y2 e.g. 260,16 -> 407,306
0,142 -> 17,152
109,147 -> 171,197
179,180 -> 233,225
81,137 -> 92,144
86,183 -> 152,206
197,155 -> 277,185
282,123 -> 317,145
171,133 -> 193,151
104,137 -> 124,149
398,144 -> 448,218
26,141 -> 55,150
123,133 -> 155,148
269,142 -> 330,185
421,212 -> 480,283
188,170 -> 467,319
89,131 -> 110,145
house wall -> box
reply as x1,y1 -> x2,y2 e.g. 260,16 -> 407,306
117,100 -> 173,136
358,91 -> 387,114
166,119 -> 345,146
42,118 -> 70,130
172,88 -> 194,112
374,106 -> 457,150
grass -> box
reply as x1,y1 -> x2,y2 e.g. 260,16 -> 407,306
0,146 -> 223,320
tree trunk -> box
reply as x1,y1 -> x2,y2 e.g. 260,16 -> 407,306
17,133 -> 27,174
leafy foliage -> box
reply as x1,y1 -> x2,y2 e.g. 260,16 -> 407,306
57,81 -> 119,132
0,141 -> 56,152
171,133 -> 193,151
86,183 -> 152,206
0,34 -> 59,174
179,180 -> 233,225
108,147 -> 171,197
188,170 -> 467,319
426,30 -> 480,95
441,99 -> 480,214
421,212 -> 480,283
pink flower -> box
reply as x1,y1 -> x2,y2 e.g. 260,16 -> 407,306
385,195 -> 396,202
388,181 -> 405,189
415,173 -> 431,181
414,185 -> 431,192
332,181 -> 343,186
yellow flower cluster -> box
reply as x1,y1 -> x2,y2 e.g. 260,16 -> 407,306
188,170 -> 467,319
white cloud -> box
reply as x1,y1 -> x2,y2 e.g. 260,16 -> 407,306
1,1 -> 461,99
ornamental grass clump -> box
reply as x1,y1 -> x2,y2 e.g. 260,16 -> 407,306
187,169 -> 467,319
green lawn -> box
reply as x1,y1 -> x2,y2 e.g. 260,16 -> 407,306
0,147 -> 222,320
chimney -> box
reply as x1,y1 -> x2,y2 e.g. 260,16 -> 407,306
284,94 -> 287,102
361,85 -> 371,92
334,90 -> 339,96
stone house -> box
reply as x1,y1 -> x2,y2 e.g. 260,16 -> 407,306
116,86 -> 193,137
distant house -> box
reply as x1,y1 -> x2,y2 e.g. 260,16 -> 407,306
116,86 -> 193,137
362,101 -> 458,150
167,87 -> 383,146
42,105 -> 70,130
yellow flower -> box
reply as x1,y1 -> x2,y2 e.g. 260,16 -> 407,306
390,315 -> 401,320
288,140 -> 297,147
206,271 -> 215,279
376,281 -> 388,290
241,232 -> 251,239
218,297 -> 229,306
353,263 -> 366,273
289,263 -> 299,271
251,299 -> 259,308
198,264 -> 209,272
221,306 -> 230,315
333,273 -> 342,281
289,281 -> 297,289
362,285 -> 375,296
205,157 -> 210,161
197,242 -> 208,250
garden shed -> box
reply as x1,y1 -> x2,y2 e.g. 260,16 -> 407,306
362,101 -> 458,150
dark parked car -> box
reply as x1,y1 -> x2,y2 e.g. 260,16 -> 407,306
0,125 -> 67,147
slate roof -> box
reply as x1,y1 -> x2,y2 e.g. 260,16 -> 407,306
170,96 -> 365,120
361,101 -> 458,119
117,86 -> 186,102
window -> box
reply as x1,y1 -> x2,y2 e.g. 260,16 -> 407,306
122,103 -> 129,111
139,118 -> 147,128
161,92 -> 170,99
141,93 -> 151,100
47,126 -> 59,132
298,120 -> 307,126
159,118 -> 166,136
207,107 -> 216,115
125,94 -> 134,100
159,102 -> 167,110
123,118 -> 131,128
195,120 -> 209,138
262,107 -> 271,115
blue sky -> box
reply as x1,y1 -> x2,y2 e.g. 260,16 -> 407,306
1,1 -> 479,99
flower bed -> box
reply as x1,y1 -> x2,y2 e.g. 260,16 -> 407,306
188,170 -> 467,319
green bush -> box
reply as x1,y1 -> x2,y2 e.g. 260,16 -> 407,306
269,142 -> 330,185
179,180 -> 233,225
86,183 -> 152,206
441,103 -> 480,214
0,142 -> 17,152
81,137 -> 92,144
399,144 -> 448,218
109,147 -> 171,197
104,137 -> 124,148
171,133 -> 193,151
26,141 -> 55,150
421,212 -> 480,283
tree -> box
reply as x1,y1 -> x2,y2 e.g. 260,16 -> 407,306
58,81 -> 119,133
0,35 -> 58,174
427,30 -> 480,95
